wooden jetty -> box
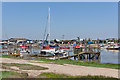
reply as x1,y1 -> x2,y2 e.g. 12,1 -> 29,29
11,54 -> 20,57
55,47 -> 100,60
56,51 -> 100,60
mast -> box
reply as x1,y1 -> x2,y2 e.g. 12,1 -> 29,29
48,7 -> 50,45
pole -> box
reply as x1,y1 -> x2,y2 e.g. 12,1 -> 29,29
48,7 -> 50,45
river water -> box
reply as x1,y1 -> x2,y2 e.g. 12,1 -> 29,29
68,49 -> 120,64
100,49 -> 119,64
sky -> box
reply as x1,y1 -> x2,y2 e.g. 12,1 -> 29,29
2,2 -> 118,40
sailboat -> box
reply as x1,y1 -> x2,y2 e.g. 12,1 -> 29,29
40,7 -> 56,56
40,7 -> 70,57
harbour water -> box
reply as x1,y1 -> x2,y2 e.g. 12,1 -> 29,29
69,49 -> 120,64
100,49 -> 119,64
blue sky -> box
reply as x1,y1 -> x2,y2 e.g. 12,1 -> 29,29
2,2 -> 118,40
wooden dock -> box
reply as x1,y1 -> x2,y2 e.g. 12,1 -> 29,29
55,51 -> 100,60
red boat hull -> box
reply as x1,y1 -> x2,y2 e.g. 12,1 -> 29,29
60,47 -> 70,49
43,46 -> 49,49
74,46 -> 80,48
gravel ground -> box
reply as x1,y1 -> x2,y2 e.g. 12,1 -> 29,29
0,58 -> 119,78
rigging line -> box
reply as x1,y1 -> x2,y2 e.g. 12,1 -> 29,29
43,16 -> 48,41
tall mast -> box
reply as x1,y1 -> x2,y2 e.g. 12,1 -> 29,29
48,7 -> 50,45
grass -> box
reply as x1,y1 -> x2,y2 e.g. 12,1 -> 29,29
1,71 -> 28,78
34,58 -> 120,69
38,72 -> 118,79
1,55 -> 120,69
0,55 -> 17,58
2,63 -> 48,70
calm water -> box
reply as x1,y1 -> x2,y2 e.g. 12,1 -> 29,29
69,49 -> 120,64
100,49 -> 120,64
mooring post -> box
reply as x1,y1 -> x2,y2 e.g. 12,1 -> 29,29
78,48 -> 81,60
68,51 -> 70,59
87,54 -> 89,59
16,49 -> 20,54
93,47 -> 95,52
89,54 -> 91,59
96,53 -> 100,59
79,55 -> 81,60
83,54 -> 85,59
81,48 -> 83,52
74,56 -> 76,60
85,54 -> 86,59
81,54 -> 83,59
78,54 -> 80,60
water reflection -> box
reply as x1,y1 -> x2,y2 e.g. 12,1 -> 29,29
100,49 -> 119,64
69,51 -> 100,63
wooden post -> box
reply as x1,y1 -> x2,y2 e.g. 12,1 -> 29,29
97,38 -> 100,52
83,54 -> 85,59
89,43 -> 90,51
80,48 -> 83,52
89,54 -> 91,59
78,54 -> 80,60
87,54 -> 89,59
68,51 -> 70,56
96,53 -> 100,59
16,50 -> 20,54
8,45 -> 10,55
74,56 -> 76,60
78,48 -> 81,60
79,55 -> 82,60
94,47 -> 95,52
85,54 -> 87,59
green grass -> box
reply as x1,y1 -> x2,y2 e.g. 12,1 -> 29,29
34,58 -> 120,69
38,72 -> 117,79
0,55 -> 17,58
1,55 -> 120,69
1,71 -> 119,79
1,71 -> 28,78
2,63 -> 48,70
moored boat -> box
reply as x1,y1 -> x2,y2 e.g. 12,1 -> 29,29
60,46 -> 70,49
106,47 -> 120,50
106,44 -> 120,50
